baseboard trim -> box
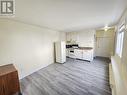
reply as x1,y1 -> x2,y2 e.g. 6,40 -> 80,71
19,63 -> 53,80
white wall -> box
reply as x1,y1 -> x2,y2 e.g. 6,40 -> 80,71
0,19 -> 66,79
66,30 -> 95,47
112,9 -> 127,95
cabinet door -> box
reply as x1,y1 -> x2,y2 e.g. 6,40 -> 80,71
74,49 -> 82,59
66,33 -> 71,41
83,50 -> 92,61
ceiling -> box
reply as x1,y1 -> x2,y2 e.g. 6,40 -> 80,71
10,0 -> 127,32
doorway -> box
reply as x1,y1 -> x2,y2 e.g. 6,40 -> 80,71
95,29 -> 115,58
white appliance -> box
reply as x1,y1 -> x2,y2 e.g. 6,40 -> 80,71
55,41 -> 66,63
69,48 -> 76,58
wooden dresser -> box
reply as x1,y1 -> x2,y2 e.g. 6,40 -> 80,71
0,64 -> 22,95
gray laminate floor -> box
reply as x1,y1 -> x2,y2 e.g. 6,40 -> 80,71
20,57 -> 111,95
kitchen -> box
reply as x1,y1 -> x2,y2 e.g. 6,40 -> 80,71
65,28 -> 115,62
66,30 -> 95,62
66,44 -> 94,61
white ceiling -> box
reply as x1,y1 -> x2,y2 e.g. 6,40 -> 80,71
11,0 -> 127,32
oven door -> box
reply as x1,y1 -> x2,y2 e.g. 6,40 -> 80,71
69,49 -> 75,58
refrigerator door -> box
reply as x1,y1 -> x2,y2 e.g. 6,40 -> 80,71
55,41 -> 66,63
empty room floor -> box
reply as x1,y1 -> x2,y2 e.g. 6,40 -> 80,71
20,58 -> 111,95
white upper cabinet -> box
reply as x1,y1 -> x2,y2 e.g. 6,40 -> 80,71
66,30 -> 95,47
66,32 -> 78,44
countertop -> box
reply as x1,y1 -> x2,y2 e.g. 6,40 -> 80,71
66,47 -> 93,50
77,47 -> 93,50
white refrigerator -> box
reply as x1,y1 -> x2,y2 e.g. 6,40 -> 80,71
55,41 -> 66,63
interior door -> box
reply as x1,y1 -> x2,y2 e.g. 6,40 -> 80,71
95,37 -> 113,57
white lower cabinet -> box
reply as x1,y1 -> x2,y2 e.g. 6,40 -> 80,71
74,49 -> 93,61
74,49 -> 83,59
83,50 -> 93,61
